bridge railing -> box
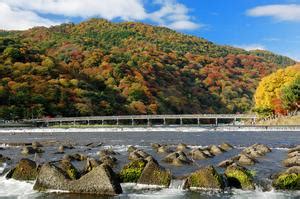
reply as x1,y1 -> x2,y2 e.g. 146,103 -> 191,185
25,114 -> 257,124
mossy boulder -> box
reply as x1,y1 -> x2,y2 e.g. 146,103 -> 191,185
7,158 -> 38,181
138,159 -> 171,187
119,159 -> 146,183
225,165 -> 255,190
59,159 -> 79,180
186,165 -> 224,189
273,173 -> 300,190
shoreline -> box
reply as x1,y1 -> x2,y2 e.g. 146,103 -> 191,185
0,125 -> 300,133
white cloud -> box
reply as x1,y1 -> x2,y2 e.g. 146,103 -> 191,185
0,2 -> 58,30
0,0 -> 200,31
235,44 -> 266,51
168,20 -> 201,30
247,4 -> 300,22
149,0 -> 200,30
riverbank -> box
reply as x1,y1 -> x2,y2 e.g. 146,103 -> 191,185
258,115 -> 300,126
0,125 -> 300,133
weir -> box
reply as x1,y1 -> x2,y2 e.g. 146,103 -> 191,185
23,114 -> 257,127
169,179 -> 186,190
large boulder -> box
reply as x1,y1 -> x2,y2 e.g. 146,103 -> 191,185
283,156 -> 300,167
162,151 -> 192,166
59,159 -> 79,180
21,146 -> 43,155
238,154 -> 258,166
119,159 -> 146,183
218,159 -> 234,168
127,145 -> 137,153
128,150 -> 150,161
189,149 -> 209,160
34,163 -> 122,195
220,143 -> 234,151
98,149 -> 118,156
100,155 -> 118,167
7,158 -> 38,181
84,158 -> 100,173
176,143 -> 189,151
225,164 -> 255,190
138,159 -> 171,187
273,171 -> 300,190
209,145 -> 224,156
243,144 -> 271,158
185,165 -> 224,189
157,146 -> 173,153
288,145 -> 300,153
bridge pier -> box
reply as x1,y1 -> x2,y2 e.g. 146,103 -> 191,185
215,118 -> 218,126
197,118 -> 200,126
180,118 -> 183,126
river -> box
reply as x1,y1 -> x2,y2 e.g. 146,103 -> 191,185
0,130 -> 299,198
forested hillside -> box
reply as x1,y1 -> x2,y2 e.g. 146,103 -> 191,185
0,19 -> 296,119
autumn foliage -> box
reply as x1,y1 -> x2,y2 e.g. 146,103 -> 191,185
0,19 -> 296,119
254,64 -> 300,116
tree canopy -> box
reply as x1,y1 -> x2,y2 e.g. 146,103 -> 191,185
0,19 -> 296,119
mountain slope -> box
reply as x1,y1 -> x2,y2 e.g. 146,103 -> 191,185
0,19 -> 296,119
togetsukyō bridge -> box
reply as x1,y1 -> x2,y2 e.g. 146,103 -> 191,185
25,114 -> 257,127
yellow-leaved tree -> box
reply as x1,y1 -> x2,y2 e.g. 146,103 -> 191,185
254,64 -> 300,116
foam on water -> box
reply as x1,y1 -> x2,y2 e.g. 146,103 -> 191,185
121,183 -> 185,198
232,188 -> 300,199
0,175 -> 37,198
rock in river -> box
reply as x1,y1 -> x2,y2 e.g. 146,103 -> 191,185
6,158 -> 38,181
34,163 -> 122,195
225,164 -> 255,190
137,158 -> 171,187
185,165 -> 224,190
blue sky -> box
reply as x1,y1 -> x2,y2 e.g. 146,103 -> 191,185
0,0 -> 299,61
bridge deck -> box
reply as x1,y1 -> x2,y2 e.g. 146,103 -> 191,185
26,114 -> 257,124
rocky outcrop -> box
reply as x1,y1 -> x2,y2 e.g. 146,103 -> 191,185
186,165 -> 224,189
128,149 -> 150,160
119,159 -> 146,183
157,146 -> 174,153
6,158 -> 38,181
98,149 -> 118,156
34,163 -> 122,195
21,146 -> 43,155
273,166 -> 300,190
58,159 -> 79,180
242,143 -> 271,158
220,143 -> 234,151
176,143 -> 189,151
100,155 -> 118,167
84,158 -> 100,173
283,147 -> 300,167
218,159 -> 234,168
209,145 -> 224,156
163,151 -> 192,166
225,164 -> 255,190
238,154 -> 258,165
138,158 -> 171,187
189,148 -> 210,160
272,146 -> 300,190
127,145 -> 137,153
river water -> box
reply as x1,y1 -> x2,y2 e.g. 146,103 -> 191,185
0,130 -> 299,198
